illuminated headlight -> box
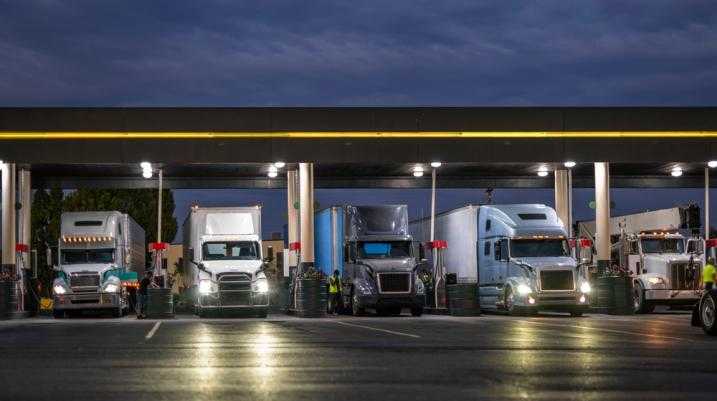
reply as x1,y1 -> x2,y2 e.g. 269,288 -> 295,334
647,277 -> 665,285
254,279 -> 269,294
103,283 -> 119,293
580,282 -> 592,294
53,284 -> 67,295
199,280 -> 214,294
516,284 -> 532,296
579,295 -> 587,304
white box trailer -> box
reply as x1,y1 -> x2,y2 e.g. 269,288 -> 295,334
412,204 -> 591,316
52,211 -> 145,317
182,206 -> 269,317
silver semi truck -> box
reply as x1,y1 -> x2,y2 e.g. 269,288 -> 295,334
315,205 -> 425,316
183,206 -> 269,317
52,211 -> 145,318
412,204 -> 591,316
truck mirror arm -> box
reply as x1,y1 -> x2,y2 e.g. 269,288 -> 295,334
189,259 -> 207,272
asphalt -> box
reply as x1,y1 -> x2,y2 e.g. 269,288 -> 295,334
0,310 -> 714,401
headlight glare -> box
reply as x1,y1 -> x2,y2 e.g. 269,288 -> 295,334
53,285 -> 67,295
580,282 -> 592,294
255,279 -> 269,294
516,284 -> 532,296
199,280 -> 214,294
103,283 -> 119,293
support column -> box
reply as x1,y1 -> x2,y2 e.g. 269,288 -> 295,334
1,162 -> 17,274
298,163 -> 314,270
706,167 -> 710,240
287,170 -> 299,270
594,162 -> 611,275
554,169 -> 571,235
19,168 -> 31,271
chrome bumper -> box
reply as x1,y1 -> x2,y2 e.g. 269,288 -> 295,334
54,292 -> 121,310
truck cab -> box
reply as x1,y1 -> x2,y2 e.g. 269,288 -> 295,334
616,232 -> 702,313
52,211 -> 145,318
183,207 -> 269,317
479,205 -> 590,316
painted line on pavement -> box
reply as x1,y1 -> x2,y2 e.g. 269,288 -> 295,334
335,321 -> 421,338
521,319 -> 694,342
145,321 -> 161,340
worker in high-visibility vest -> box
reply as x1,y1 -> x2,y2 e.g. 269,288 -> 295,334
328,269 -> 341,315
704,257 -> 716,291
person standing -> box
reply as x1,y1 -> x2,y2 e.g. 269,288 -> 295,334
328,269 -> 341,315
137,271 -> 156,319
704,257 -> 716,291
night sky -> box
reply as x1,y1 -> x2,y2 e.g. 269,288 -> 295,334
1,1 -> 715,242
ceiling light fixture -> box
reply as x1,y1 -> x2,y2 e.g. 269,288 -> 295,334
564,161 -> 576,168
430,161 -> 442,168
708,161 -> 717,168
670,167 -> 683,177
274,162 -> 286,168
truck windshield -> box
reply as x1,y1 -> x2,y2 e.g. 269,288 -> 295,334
358,241 -> 411,259
202,241 -> 260,260
510,239 -> 569,258
61,249 -> 114,264
641,238 -> 684,254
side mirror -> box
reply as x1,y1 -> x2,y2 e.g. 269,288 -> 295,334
418,243 -> 426,261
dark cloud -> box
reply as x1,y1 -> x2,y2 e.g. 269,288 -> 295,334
0,0 -> 715,106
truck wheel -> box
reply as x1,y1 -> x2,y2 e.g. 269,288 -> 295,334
633,282 -> 654,314
700,291 -> 717,335
53,309 -> 65,319
410,305 -> 423,317
351,291 -> 365,316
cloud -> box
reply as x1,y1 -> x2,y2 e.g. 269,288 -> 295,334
0,0 -> 715,106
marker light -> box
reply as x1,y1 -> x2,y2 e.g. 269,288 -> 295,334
430,161 -> 442,168
273,162 -> 286,168
199,280 -> 214,294
517,284 -> 532,296
580,282 -> 592,294
564,161 -> 576,168
709,161 -> 717,168
670,167 -> 683,177
53,285 -> 67,295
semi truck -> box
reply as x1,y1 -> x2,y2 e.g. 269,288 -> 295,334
52,211 -> 145,318
576,205 -> 703,313
183,206 -> 269,317
314,205 -> 425,316
411,204 -> 591,316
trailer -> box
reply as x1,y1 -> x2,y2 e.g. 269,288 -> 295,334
183,206 -> 269,317
315,205 -> 425,316
52,211 -> 145,318
576,205 -> 703,313
411,204 -> 590,316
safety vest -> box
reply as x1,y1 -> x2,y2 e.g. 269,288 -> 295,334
328,276 -> 340,293
704,263 -> 716,284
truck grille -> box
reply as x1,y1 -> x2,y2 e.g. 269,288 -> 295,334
539,270 -> 574,291
218,273 -> 252,292
220,291 -> 252,306
377,273 -> 411,293
671,262 -> 700,290
70,273 -> 100,291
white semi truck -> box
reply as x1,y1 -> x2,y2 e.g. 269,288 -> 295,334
183,206 -> 269,317
52,211 -> 145,318
576,206 -> 703,313
412,204 -> 591,316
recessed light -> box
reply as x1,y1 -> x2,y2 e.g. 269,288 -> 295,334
564,161 -> 576,168
430,162 -> 442,168
274,162 -> 286,168
708,161 -> 717,168
670,167 -> 683,177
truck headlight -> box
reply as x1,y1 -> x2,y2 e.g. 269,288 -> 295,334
103,283 -> 119,293
199,280 -> 214,294
516,284 -> 532,296
254,279 -> 269,294
53,284 -> 67,295
580,282 -> 592,294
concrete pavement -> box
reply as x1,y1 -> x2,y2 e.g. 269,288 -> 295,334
0,311 -> 714,401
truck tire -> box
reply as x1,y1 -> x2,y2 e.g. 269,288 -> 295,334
351,291 -> 365,316
632,282 -> 655,314
53,309 -> 65,319
410,305 -> 423,317
504,287 -> 517,315
700,291 -> 717,335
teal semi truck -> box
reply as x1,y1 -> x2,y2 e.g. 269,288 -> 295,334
52,211 -> 145,318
